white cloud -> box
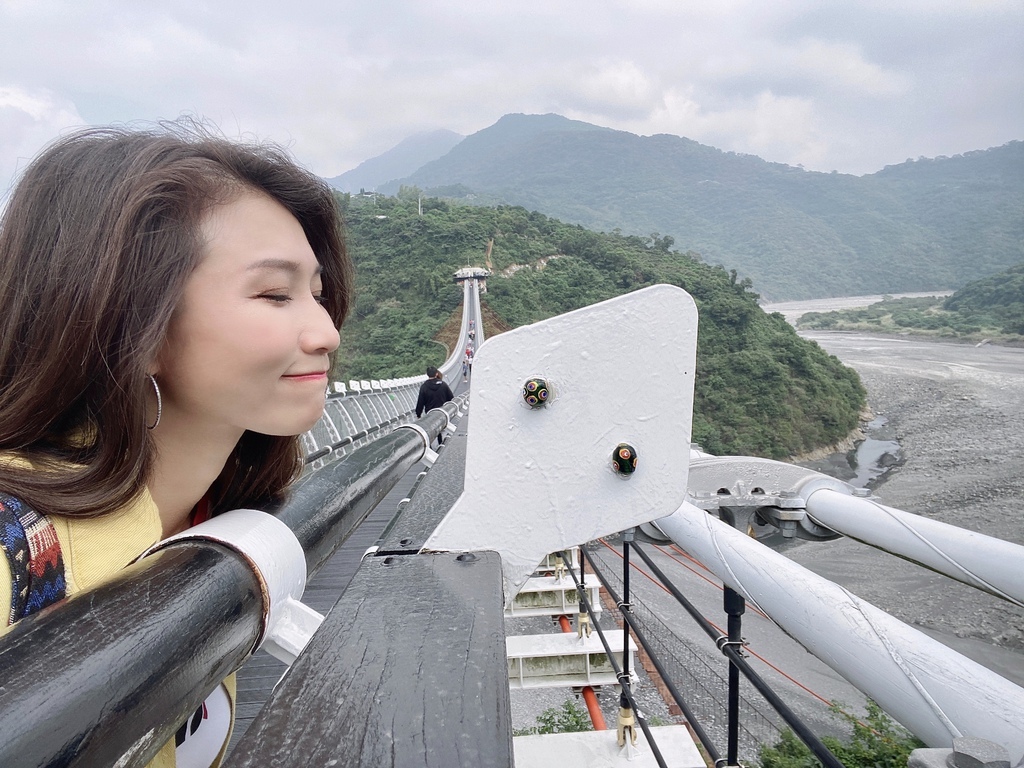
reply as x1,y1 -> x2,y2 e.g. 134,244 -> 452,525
0,86 -> 85,201
780,39 -> 911,97
630,87 -> 830,170
545,59 -> 659,120
0,0 -> 1020,190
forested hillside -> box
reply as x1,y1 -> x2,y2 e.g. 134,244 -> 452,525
335,193 -> 865,459
374,114 -> 1023,301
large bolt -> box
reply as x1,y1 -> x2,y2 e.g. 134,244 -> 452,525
949,737 -> 1010,768
522,377 -> 550,408
612,443 -> 638,476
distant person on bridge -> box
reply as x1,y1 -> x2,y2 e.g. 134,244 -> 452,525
0,123 -> 353,768
415,366 -> 454,446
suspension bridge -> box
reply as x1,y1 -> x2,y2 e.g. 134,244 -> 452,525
1,277 -> 1022,768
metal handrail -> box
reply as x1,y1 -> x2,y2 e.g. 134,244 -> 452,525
0,397 -> 466,768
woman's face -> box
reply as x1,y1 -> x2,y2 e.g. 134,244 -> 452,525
155,191 -> 340,438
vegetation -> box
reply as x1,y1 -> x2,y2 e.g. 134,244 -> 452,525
373,113 -> 1024,300
513,698 -> 593,736
798,264 -> 1024,344
944,263 -> 1024,335
335,193 -> 865,459
759,701 -> 924,768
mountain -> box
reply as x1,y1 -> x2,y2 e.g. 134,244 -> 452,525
334,193 -> 865,459
326,129 -> 464,193
376,114 -> 1024,301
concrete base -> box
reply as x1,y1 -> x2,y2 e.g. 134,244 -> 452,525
514,725 -> 705,767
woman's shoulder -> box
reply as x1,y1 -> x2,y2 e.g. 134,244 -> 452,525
0,484 -> 163,624
53,489 -> 163,594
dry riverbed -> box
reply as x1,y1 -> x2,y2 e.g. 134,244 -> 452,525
785,330 -> 1024,680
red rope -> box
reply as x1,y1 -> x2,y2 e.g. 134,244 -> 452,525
597,539 -> 836,709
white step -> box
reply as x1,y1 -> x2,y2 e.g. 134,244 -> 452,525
514,725 -> 704,768
507,576 -> 602,618
506,632 -> 637,690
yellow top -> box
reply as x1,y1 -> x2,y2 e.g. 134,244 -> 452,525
0,484 -> 236,767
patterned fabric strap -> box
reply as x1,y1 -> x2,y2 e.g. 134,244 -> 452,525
0,492 -> 67,625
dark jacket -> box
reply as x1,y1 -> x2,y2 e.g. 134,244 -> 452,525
416,377 -> 454,417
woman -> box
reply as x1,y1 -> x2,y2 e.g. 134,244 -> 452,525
0,123 -> 353,766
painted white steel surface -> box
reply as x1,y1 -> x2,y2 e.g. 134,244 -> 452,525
424,285 -> 698,597
514,725 -> 705,768
656,502 -> 1024,764
804,488 -> 1024,606
141,509 -> 323,665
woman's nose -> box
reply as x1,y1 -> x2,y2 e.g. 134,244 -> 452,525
301,299 -> 341,354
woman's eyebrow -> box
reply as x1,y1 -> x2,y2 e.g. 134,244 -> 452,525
247,258 -> 322,275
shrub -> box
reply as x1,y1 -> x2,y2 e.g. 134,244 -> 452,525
759,701 -> 924,768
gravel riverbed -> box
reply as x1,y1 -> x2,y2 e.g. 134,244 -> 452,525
786,332 -> 1024,678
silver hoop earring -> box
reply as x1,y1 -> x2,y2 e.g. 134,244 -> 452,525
147,374 -> 162,430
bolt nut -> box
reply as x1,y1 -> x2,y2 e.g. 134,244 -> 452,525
522,377 -> 550,408
949,737 -> 1010,768
612,443 -> 638,476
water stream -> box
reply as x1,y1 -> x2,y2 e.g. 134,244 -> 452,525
802,416 -> 902,490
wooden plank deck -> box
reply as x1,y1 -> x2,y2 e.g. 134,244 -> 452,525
229,376 -> 471,753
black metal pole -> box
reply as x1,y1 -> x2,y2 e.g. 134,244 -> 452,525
558,552 -> 669,768
622,529 -> 632,681
276,397 -> 465,578
630,543 -> 845,768
724,586 -> 745,766
0,395 -> 468,768
578,546 -> 588,631
0,544 -> 263,768
586,554 -> 722,764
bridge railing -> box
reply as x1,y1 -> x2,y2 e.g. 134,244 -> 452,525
0,398 -> 468,768
5,278 -> 1022,767
301,275 -> 482,472
0,276 -> 488,767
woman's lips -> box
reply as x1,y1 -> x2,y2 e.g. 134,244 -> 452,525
282,371 -> 328,382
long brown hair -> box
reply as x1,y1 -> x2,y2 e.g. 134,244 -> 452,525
0,123 -> 353,518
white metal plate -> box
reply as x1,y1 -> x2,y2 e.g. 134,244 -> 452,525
423,284 -> 697,598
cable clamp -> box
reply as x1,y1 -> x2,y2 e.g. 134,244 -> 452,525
715,636 -> 747,653
616,600 -> 632,611
395,423 -> 438,466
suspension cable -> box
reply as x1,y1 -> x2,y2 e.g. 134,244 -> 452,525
600,538 -> 837,710
557,551 -> 670,768
631,543 -> 846,768
586,551 -> 722,764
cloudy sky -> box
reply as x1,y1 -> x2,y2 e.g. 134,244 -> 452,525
2,0 -> 1022,199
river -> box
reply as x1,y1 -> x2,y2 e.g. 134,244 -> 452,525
762,295 -> 1024,686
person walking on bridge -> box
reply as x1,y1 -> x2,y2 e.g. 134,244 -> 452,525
415,366 -> 454,447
